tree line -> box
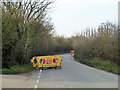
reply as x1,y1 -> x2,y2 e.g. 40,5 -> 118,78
72,21 -> 119,65
2,1 -> 72,68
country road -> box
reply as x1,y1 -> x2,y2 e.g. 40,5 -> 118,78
1,54 -> 118,88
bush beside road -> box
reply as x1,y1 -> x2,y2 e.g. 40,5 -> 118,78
2,64 -> 33,74
74,54 -> 120,75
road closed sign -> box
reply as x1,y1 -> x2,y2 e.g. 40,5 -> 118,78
47,59 -> 52,64
31,55 -> 62,69
70,50 -> 75,55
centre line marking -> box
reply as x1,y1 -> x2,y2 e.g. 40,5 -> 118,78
38,76 -> 40,78
36,80 -> 39,83
34,85 -> 38,88
39,73 -> 41,75
40,69 -> 42,73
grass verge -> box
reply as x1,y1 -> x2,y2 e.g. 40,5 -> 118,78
74,54 -> 120,74
2,64 -> 33,74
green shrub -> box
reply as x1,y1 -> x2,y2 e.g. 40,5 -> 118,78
75,57 -> 120,74
2,64 -> 32,74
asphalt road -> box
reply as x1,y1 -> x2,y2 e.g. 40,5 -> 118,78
1,54 -> 118,88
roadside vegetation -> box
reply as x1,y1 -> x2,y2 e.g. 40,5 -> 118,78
74,55 -> 120,74
2,64 -> 32,74
72,22 -> 119,74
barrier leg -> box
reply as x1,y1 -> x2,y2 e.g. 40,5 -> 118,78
42,65 -> 44,70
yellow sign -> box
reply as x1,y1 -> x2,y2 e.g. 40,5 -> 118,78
70,50 -> 75,55
31,55 -> 62,69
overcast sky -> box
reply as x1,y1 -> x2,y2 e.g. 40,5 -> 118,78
51,0 -> 119,37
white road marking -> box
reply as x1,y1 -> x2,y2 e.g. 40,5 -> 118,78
36,80 -> 39,83
33,69 -> 42,88
40,69 -> 42,73
74,62 -> 78,64
39,73 -> 41,75
34,85 -> 38,88
38,76 -> 40,78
